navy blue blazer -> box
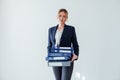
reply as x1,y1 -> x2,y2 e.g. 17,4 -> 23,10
48,24 -> 79,57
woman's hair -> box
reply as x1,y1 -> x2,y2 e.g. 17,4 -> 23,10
58,8 -> 68,17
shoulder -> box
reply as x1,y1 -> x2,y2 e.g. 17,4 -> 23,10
50,26 -> 56,29
48,26 -> 56,31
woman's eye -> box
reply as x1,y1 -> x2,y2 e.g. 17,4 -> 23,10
59,15 -> 66,18
63,16 -> 66,18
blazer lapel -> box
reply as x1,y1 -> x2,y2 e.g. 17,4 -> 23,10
60,24 -> 67,41
52,24 -> 67,46
52,25 -> 58,44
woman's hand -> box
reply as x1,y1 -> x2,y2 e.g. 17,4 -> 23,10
71,53 -> 78,62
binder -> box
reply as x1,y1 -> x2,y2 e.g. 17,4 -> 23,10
48,61 -> 71,67
48,52 -> 71,57
50,47 -> 73,51
51,47 -> 73,50
46,47 -> 74,67
46,56 -> 70,61
50,47 -> 74,53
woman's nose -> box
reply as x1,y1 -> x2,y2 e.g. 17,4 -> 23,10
60,17 -> 63,20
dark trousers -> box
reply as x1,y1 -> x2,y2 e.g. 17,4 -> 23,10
52,62 -> 74,80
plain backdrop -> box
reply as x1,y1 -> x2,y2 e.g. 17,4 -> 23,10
0,0 -> 120,80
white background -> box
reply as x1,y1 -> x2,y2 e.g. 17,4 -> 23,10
0,0 -> 120,80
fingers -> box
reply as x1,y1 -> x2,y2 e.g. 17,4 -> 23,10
71,57 -> 74,62
71,53 -> 78,62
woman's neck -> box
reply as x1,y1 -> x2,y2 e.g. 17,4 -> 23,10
58,24 -> 64,31
58,23 -> 64,28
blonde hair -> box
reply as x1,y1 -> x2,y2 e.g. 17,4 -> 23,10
58,8 -> 68,17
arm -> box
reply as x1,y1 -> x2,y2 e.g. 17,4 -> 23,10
71,27 -> 79,61
47,28 -> 52,53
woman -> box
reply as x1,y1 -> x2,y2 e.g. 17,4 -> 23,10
48,8 -> 79,80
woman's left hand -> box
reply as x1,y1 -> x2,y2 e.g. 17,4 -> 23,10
71,53 -> 78,62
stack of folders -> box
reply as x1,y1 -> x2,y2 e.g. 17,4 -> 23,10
46,47 -> 74,67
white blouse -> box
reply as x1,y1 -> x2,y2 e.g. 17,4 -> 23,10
55,28 -> 64,47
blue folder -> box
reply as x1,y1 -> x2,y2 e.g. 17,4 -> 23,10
46,47 -> 74,66
50,47 -> 74,53
48,52 -> 71,57
46,56 -> 70,61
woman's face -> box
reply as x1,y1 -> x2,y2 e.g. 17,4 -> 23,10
58,12 -> 68,24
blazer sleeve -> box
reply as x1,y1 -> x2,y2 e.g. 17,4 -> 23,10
47,28 -> 52,53
71,27 -> 79,57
